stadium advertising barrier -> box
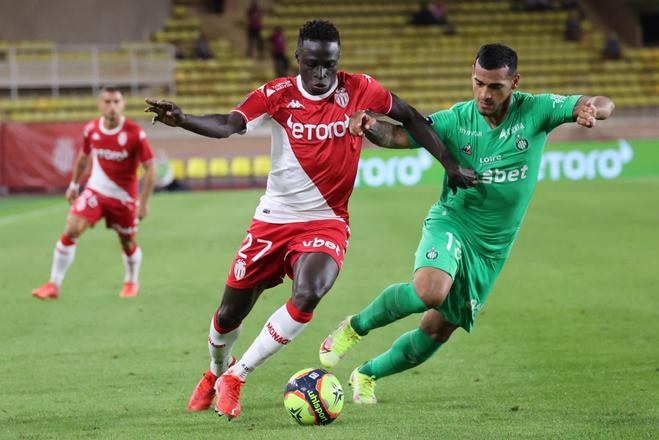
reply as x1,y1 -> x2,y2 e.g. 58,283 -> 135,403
355,139 -> 657,188
0,121 -> 656,193
0,122 -> 84,191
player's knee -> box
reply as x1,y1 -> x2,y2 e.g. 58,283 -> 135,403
217,304 -> 248,329
64,225 -> 83,240
413,272 -> 451,308
119,236 -> 136,253
412,283 -> 445,308
419,321 -> 457,343
292,278 -> 334,310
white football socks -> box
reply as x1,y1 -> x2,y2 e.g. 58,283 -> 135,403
229,301 -> 312,381
208,318 -> 242,377
122,246 -> 142,284
49,238 -> 77,286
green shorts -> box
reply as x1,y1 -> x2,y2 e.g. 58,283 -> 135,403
414,215 -> 506,332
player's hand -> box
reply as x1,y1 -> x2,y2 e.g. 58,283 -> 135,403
65,186 -> 79,205
445,164 -> 478,193
576,101 -> 597,128
144,98 -> 186,127
137,202 -> 148,221
349,110 -> 377,136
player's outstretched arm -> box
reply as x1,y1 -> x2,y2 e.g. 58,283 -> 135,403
144,99 -> 246,139
573,96 -> 615,128
385,94 -> 477,191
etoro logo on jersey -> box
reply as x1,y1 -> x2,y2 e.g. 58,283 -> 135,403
286,114 -> 350,141
94,148 -> 129,162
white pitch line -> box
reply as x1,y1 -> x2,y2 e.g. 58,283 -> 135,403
0,204 -> 64,227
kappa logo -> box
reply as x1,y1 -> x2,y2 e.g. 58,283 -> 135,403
286,100 -> 305,109
266,322 -> 290,345
461,144 -> 472,155
234,258 -> 247,280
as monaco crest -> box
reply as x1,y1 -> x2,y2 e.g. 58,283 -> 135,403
334,87 -> 349,108
234,259 -> 247,280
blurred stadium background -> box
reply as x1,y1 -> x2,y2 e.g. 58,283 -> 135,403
1,1 -> 658,438
0,0 -> 658,192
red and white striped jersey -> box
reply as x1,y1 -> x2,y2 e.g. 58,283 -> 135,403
82,117 -> 154,202
233,71 -> 392,223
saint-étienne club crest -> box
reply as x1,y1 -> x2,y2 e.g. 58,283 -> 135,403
461,144 -> 472,155
515,134 -> 529,151
334,87 -> 349,108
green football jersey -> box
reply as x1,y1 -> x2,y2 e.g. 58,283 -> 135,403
406,91 -> 581,258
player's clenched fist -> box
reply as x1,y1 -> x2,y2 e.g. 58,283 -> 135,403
576,101 -> 597,128
349,110 -> 377,136
65,185 -> 79,205
144,98 -> 186,127
446,165 -> 478,193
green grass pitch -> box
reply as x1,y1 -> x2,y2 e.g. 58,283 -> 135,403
1,180 -> 657,439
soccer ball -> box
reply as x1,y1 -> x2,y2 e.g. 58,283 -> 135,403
283,368 -> 344,425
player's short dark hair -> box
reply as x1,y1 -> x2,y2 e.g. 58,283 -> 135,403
100,85 -> 123,95
475,43 -> 518,75
298,20 -> 340,46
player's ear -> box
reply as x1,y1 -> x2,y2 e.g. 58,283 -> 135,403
511,73 -> 520,90
294,49 -> 300,63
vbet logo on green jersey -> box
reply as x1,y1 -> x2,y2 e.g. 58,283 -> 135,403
354,138 -> 650,188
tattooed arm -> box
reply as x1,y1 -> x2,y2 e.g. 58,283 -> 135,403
350,110 -> 411,149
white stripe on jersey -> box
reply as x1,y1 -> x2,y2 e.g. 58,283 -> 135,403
86,155 -> 133,202
253,119 -> 342,224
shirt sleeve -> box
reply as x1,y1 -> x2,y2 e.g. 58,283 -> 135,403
533,94 -> 582,132
137,129 -> 154,164
231,86 -> 271,134
404,110 -> 456,149
360,74 -> 393,115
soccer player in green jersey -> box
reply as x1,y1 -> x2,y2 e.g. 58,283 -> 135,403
319,43 -> 615,403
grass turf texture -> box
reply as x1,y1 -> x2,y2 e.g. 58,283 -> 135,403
1,181 -> 657,439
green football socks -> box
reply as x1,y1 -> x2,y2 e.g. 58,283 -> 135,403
350,283 -> 428,336
358,328 -> 443,379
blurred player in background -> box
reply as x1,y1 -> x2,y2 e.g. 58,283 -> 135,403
146,20 -> 475,420
32,86 -> 156,300
320,43 -> 615,403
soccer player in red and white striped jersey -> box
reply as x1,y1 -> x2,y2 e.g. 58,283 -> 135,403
32,86 -> 156,300
146,20 -> 475,420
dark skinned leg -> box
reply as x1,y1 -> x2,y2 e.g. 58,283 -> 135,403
224,253 -> 340,383
216,281 -> 270,330
291,252 -> 340,312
